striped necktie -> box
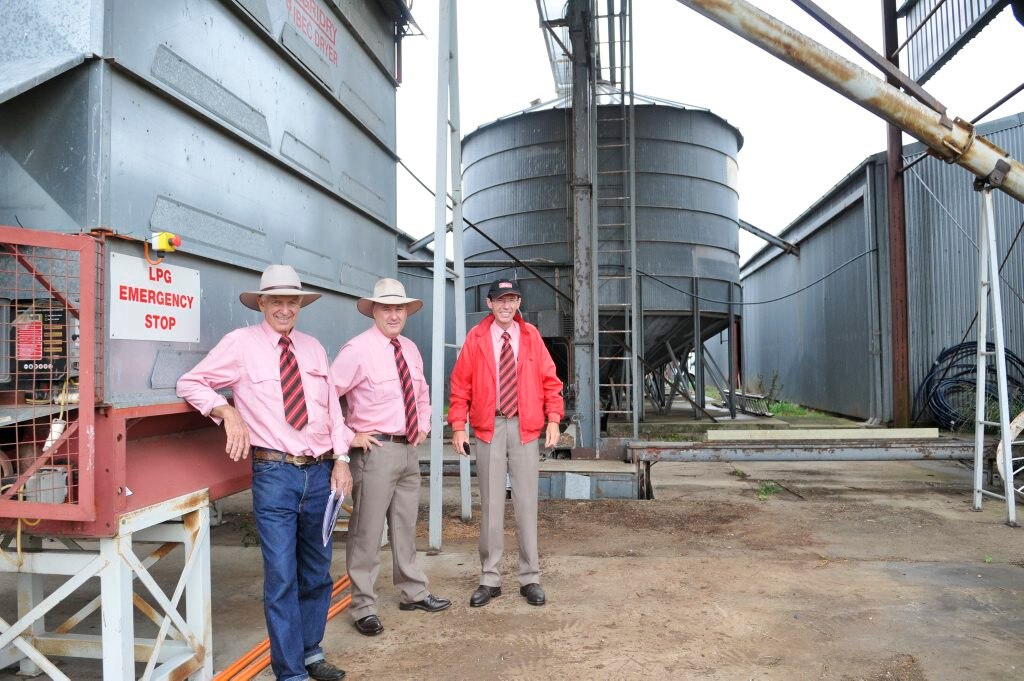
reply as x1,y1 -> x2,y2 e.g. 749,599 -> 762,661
498,331 -> 518,417
391,338 -> 419,441
278,336 -> 308,430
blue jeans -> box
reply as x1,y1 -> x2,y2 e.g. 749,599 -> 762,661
252,459 -> 335,681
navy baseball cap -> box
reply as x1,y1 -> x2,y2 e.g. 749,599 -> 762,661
486,279 -> 522,299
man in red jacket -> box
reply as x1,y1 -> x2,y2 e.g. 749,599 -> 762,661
450,278 -> 564,608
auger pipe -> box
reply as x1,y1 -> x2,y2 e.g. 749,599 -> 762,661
674,0 -> 1024,203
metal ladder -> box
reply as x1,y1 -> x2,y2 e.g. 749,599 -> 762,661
592,0 -> 639,439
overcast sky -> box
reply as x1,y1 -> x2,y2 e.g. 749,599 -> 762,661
394,1 -> 1023,262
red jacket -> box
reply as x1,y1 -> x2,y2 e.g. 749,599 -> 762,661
448,313 -> 564,444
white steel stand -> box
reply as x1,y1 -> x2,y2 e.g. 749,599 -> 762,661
0,491 -> 213,679
971,187 -> 1018,526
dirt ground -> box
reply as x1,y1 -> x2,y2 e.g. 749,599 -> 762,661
3,456 -> 1024,680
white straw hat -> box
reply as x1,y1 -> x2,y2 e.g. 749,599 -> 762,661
356,278 -> 423,318
239,265 -> 322,311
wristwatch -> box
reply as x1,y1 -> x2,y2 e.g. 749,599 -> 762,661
337,453 -> 351,463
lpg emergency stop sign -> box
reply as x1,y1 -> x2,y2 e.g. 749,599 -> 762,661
109,252 -> 200,342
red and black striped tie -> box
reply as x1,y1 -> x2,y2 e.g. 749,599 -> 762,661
498,331 -> 518,417
278,336 -> 308,430
391,338 -> 419,441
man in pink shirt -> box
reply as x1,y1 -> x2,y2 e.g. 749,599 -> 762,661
331,278 -> 450,637
177,265 -> 352,681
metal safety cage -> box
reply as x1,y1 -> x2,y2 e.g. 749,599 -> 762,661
0,227 -> 98,523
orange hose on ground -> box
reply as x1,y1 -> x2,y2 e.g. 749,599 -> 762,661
233,595 -> 353,681
215,575 -> 351,681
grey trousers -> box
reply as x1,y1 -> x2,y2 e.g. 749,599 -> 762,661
347,440 -> 429,620
476,416 -> 541,587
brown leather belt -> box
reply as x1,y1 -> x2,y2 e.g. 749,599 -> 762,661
376,434 -> 409,444
352,434 -> 410,453
251,447 -> 334,466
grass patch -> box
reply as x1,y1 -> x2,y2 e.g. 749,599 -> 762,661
769,401 -> 813,417
730,467 -> 749,479
756,481 -> 783,500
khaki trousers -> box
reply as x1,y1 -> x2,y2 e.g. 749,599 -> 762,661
476,416 -> 540,587
346,441 -> 429,619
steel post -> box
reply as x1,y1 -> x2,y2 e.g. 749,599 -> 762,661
973,191 -> 991,512
882,0 -> 911,427
692,277 -> 704,416
428,0 -> 453,551
570,0 -> 597,449
448,0 -> 471,523
672,0 -> 1024,204
980,189 -> 1018,525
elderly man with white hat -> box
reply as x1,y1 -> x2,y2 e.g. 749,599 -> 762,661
177,264 -> 352,681
331,278 -> 450,637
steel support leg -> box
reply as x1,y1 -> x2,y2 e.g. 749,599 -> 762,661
100,534 -> 135,680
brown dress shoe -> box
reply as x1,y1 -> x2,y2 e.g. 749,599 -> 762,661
469,585 -> 501,607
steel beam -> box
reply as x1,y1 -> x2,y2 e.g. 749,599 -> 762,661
630,439 -> 975,462
673,0 -> 1024,204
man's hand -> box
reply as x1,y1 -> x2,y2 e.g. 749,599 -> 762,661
412,431 -> 428,447
212,405 -> 250,461
544,422 -> 560,449
350,432 -> 382,450
453,430 -> 470,457
331,461 -> 353,497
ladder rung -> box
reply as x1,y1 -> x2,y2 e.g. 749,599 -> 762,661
599,356 -> 631,360
598,329 -> 629,334
979,350 -> 996,356
598,196 -> 631,201
600,383 -> 633,388
602,410 -> 633,414
979,420 -> 1000,427
599,275 -> 631,280
598,143 -> 628,149
597,169 -> 628,175
598,222 -> 628,227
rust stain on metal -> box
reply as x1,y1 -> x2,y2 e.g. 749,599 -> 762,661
167,654 -> 202,681
133,593 -> 162,625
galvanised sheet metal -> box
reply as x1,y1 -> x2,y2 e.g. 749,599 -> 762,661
0,0 -> 405,406
897,0 -> 1008,84
737,112 -> 1024,423
742,178 -> 877,419
904,113 -> 1024,414
0,0 -> 99,105
461,104 -> 742,368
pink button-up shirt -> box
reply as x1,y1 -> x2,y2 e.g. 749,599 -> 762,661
177,320 -> 353,456
331,325 -> 431,435
490,320 -> 520,398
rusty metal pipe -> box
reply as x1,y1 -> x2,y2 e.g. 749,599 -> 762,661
673,0 -> 1024,202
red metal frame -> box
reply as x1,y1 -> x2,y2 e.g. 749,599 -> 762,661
0,226 -> 97,522
0,227 -> 254,537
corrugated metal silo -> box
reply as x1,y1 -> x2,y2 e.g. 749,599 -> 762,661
461,103 -> 743,388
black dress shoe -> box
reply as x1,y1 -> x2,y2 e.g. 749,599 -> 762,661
520,583 -> 546,606
353,614 -> 384,636
399,593 -> 452,612
306,659 -> 346,681
470,585 -> 501,607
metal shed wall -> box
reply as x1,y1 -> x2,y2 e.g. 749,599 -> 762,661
734,112 -> 1024,423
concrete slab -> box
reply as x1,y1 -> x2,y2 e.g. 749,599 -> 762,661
707,427 -> 940,441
